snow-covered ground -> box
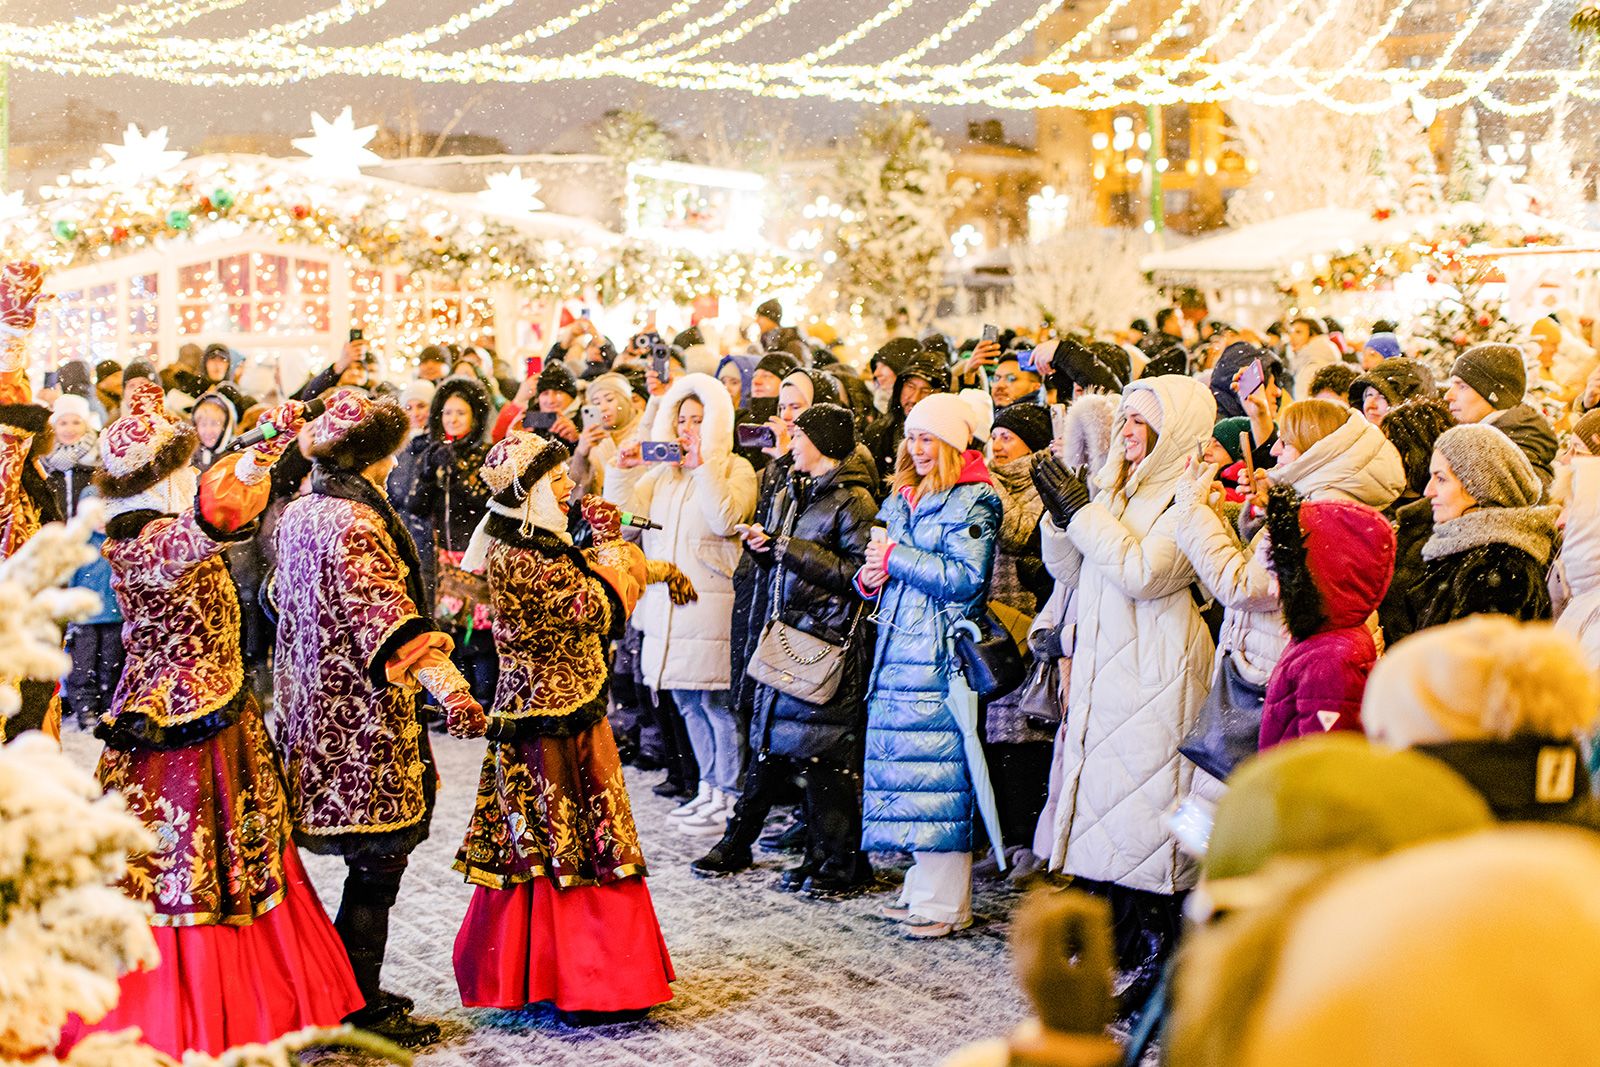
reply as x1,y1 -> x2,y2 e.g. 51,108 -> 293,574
62,723 -> 1031,1065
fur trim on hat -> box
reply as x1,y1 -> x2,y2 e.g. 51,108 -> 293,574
94,424 -> 198,499
0,402 -> 48,435
310,400 -> 409,470
1267,485 -> 1324,641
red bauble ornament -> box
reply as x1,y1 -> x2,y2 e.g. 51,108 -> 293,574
292,204 -> 310,220
110,226 -> 129,244
198,197 -> 214,214
1477,314 -> 1492,327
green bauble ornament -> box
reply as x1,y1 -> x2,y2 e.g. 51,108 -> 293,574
167,209 -> 191,230
212,188 -> 236,210
51,220 -> 77,241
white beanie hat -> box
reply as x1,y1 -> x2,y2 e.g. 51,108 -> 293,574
401,378 -> 437,407
904,392 -> 976,451
50,393 -> 95,427
1121,386 -> 1164,434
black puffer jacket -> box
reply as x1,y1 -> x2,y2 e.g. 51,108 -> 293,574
406,375 -> 493,553
749,447 -> 880,763
1488,403 -> 1558,491
728,451 -> 795,722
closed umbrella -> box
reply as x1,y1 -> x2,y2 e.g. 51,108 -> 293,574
947,620 -> 1007,872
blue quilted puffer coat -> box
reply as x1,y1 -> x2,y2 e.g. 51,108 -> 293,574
860,452 -> 1001,854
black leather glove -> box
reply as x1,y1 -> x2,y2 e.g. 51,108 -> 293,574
1031,451 -> 1090,528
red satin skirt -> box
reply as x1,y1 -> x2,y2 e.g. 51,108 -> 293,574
62,846 -> 362,1058
454,875 -> 674,1012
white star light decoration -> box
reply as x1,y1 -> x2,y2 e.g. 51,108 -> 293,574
100,124 -> 187,186
0,191 -> 28,225
478,167 -> 545,216
292,107 -> 380,179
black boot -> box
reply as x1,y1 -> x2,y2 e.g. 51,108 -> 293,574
759,816 -> 807,852
691,841 -> 753,878
335,854 -> 439,1048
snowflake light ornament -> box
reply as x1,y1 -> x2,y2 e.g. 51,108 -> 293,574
478,167 -> 545,216
100,124 -> 187,187
292,107 -> 380,179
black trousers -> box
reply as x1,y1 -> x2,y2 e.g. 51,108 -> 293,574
984,740 -> 1054,849
449,629 -> 500,709
644,689 -> 699,791
334,852 -> 411,1007
65,622 -> 127,725
722,753 -> 865,875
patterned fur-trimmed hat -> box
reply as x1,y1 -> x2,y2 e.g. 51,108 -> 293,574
95,376 -> 197,499
480,424 -> 570,503
308,388 -> 410,470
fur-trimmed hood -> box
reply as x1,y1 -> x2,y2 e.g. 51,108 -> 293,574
1268,486 -> 1396,640
650,371 -> 737,462
1062,392 -> 1117,482
427,373 -> 493,445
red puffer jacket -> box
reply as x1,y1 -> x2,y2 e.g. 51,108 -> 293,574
1259,490 -> 1396,749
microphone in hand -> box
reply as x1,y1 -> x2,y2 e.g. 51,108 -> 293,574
229,395 -> 326,452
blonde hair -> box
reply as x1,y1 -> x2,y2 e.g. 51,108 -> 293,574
1279,399 -> 1348,454
891,436 -> 965,500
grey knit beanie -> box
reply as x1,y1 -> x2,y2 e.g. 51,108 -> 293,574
1433,424 -> 1541,508
1449,343 -> 1526,411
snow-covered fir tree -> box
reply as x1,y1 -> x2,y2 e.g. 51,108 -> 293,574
1525,103 -> 1589,228
1007,227 -> 1160,336
829,108 -> 968,333
1447,107 -> 1488,203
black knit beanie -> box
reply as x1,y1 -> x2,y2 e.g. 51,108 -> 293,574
756,352 -> 801,379
794,403 -> 856,460
1449,343 -> 1525,410
536,361 -> 578,398
991,401 -> 1054,454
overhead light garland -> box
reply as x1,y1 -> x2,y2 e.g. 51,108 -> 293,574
2,154 -> 817,307
0,0 -> 1591,115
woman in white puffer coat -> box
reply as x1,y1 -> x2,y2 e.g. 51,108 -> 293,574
606,373 -> 758,828
1028,374 -> 1216,1010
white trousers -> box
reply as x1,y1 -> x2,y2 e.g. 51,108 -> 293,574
898,851 -> 973,925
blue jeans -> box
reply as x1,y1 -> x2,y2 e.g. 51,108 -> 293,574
671,688 -> 746,796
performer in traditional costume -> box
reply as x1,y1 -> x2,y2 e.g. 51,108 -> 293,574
0,261 -> 64,740
270,389 -> 486,1048
452,426 -> 674,1018
70,378 -> 361,1057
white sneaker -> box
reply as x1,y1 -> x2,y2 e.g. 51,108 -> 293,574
680,789 -> 733,836
669,782 -> 714,819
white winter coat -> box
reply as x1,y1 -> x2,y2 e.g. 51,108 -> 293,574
1049,375 -> 1217,894
605,373 -> 757,691
1290,337 -> 1342,400
1556,460 -> 1600,671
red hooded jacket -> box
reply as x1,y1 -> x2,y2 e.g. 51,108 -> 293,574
1259,494 -> 1396,749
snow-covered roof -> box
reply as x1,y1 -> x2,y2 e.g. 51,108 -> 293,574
1141,208 -> 1420,282
1142,203 -> 1600,286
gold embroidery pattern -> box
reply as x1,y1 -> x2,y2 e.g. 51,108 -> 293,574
105,511 -> 244,728
454,715 -> 647,889
100,706 -> 291,927
485,543 -> 611,722
271,496 -> 428,836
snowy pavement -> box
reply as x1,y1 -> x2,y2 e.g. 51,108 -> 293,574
62,724 -> 1032,1065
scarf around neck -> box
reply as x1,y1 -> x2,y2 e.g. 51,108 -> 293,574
1422,503 -> 1559,565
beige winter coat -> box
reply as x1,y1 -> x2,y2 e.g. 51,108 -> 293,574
605,373 -> 757,691
1050,376 -> 1218,894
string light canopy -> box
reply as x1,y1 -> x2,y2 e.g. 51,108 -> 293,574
1,0 -> 1592,115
